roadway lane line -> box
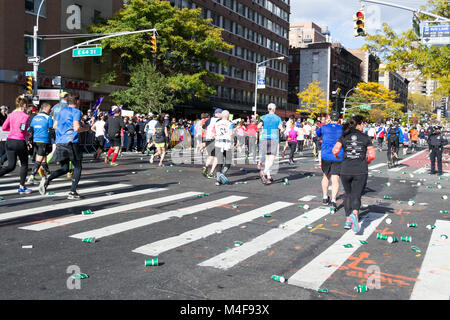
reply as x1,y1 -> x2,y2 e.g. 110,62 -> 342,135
132,201 -> 294,257
19,191 -> 201,231
287,212 -> 386,291
199,206 -> 331,270
70,195 -> 247,240
410,220 -> 450,300
0,188 -> 167,223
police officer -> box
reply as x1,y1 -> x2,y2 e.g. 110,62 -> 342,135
427,124 -> 448,175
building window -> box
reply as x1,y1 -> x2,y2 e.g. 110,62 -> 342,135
24,34 -> 44,57
25,0 -> 46,16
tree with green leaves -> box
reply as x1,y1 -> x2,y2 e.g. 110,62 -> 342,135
362,0 -> 449,97
111,61 -> 178,114
345,82 -> 404,122
89,0 -> 233,102
297,81 -> 332,119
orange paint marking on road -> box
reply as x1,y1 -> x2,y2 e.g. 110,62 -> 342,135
328,289 -> 356,298
374,227 -> 394,235
395,209 -> 411,216
294,246 -> 302,250
267,250 -> 275,257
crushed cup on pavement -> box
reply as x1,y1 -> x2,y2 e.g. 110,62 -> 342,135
82,210 -> 93,215
271,275 -> 286,283
71,273 -> 88,279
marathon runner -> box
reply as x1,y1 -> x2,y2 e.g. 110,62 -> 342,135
104,107 -> 126,166
149,115 -> 168,167
386,121 -> 403,164
332,115 -> 376,233
27,102 -> 53,184
91,113 -> 107,160
0,95 -> 32,194
39,93 -> 90,199
213,110 -> 233,186
258,103 -> 284,185
201,108 -> 222,179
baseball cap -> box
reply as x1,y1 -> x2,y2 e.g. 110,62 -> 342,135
60,91 -> 69,98
329,111 -> 339,121
214,108 -> 223,115
0,105 -> 8,110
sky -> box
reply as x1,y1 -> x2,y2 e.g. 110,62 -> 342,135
290,0 -> 429,50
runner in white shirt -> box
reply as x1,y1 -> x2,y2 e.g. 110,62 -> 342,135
144,114 -> 158,155
213,110 -> 233,186
303,122 -> 312,147
91,113 -> 106,160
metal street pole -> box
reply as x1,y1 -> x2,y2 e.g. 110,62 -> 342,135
33,0 -> 46,99
342,87 -> 359,118
253,56 -> 285,119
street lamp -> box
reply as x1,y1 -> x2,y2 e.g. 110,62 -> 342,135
342,87 -> 359,118
253,56 -> 285,118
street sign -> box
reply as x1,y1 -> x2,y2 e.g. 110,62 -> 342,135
72,47 -> 102,57
256,65 -> 266,89
25,71 -> 35,77
360,105 -> 371,110
421,25 -> 450,45
27,56 -> 40,64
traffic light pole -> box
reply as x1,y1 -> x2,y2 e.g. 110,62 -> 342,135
31,0 -> 156,102
361,0 -> 450,22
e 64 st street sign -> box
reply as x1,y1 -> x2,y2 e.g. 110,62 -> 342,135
72,47 -> 102,57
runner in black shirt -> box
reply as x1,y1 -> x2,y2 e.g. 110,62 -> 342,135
104,108 -> 126,166
332,115 -> 376,233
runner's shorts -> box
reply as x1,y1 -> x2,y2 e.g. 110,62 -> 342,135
53,143 -> 83,163
260,139 -> 278,156
205,139 -> 215,157
94,136 -> 106,150
321,160 -> 342,176
110,137 -> 121,147
34,142 -> 52,157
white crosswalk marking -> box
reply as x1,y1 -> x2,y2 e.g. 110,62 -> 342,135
132,201 -> 293,257
19,191 -> 202,231
298,195 -> 316,201
0,177 -> 68,188
410,220 -> 450,300
388,165 -> 407,172
0,184 -> 130,206
0,188 -> 167,222
0,180 -> 98,196
199,206 -> 330,270
70,195 -> 247,240
287,212 -> 386,290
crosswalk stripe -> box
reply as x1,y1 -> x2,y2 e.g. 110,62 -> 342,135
132,201 -> 293,257
413,167 -> 427,174
20,191 -> 202,231
69,195 -> 247,240
0,184 -> 130,207
0,177 -> 69,188
410,220 -> 450,300
199,206 -> 331,270
388,165 -> 407,172
369,163 -> 386,170
0,180 -> 98,196
287,212 -> 387,290
0,188 -> 167,223
298,195 -> 316,201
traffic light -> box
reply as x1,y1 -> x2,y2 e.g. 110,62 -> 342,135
26,76 -> 33,94
150,36 -> 157,53
354,10 -> 366,37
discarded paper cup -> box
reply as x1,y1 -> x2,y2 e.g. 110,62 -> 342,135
272,275 -> 285,283
401,236 -> 412,242
343,244 -> 353,248
354,284 -> 368,293
426,225 -> 436,230
411,246 -> 421,253
145,258 -> 159,266
82,237 -> 96,243
377,233 -> 388,240
22,245 -> 33,249
234,241 -> 243,247
408,200 -> 415,206
81,209 -> 93,215
387,236 -> 398,243
441,234 -> 448,240
385,218 -> 392,224
263,214 -> 272,217
407,223 -> 417,228
71,273 -> 88,279
440,210 -> 449,214
442,195 -> 448,200
317,288 -> 329,293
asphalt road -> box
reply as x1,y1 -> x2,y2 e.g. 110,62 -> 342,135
0,143 -> 449,305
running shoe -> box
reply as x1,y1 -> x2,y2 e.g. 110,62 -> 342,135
344,220 -> 352,230
202,167 -> 207,177
322,196 -> 330,205
207,173 -> 215,179
26,175 -> 36,185
218,173 -> 229,185
104,157 -> 110,164
349,213 -> 360,233
67,191 -> 81,200
259,171 -> 267,184
331,201 -> 337,211
39,176 -> 48,195
111,162 -> 119,167
158,163 -> 165,167
18,187 -> 32,195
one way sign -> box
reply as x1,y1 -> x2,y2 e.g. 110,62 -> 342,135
27,56 -> 40,64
